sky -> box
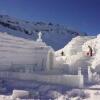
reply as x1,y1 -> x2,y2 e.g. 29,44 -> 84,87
0,0 -> 100,35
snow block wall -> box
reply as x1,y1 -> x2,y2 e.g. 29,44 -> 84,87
0,72 -> 83,88
0,32 -> 53,71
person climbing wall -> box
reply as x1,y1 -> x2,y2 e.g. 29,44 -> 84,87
61,51 -> 64,56
88,45 -> 93,56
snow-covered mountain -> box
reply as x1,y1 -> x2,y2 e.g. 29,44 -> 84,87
0,15 -> 87,50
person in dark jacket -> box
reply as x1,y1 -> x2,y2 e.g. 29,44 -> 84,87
88,45 -> 93,56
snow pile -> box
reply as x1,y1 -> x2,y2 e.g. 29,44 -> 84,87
55,36 -> 95,57
55,35 -> 96,74
80,34 -> 100,72
55,36 -> 90,67
0,90 -> 29,100
12,90 -> 29,99
91,34 -> 100,72
82,38 -> 96,55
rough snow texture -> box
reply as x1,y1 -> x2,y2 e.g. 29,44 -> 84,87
91,35 -> 100,72
0,32 -> 54,72
0,71 -> 83,88
0,31 -> 99,74
55,35 -> 98,74
0,15 -> 87,50
0,31 -> 100,99
0,32 -> 98,74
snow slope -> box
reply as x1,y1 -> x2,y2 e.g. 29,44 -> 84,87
0,15 -> 87,50
55,36 -> 95,56
55,34 -> 100,75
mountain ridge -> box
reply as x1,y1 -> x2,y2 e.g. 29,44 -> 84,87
0,15 -> 87,50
